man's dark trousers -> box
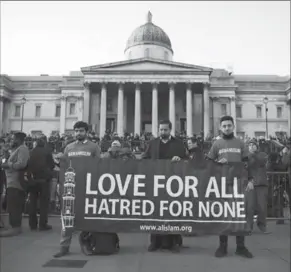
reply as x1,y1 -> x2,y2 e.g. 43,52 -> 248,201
29,181 -> 50,228
218,183 -> 253,248
6,187 -> 25,228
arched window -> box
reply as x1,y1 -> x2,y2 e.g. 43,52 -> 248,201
145,48 -> 150,58
164,51 -> 169,60
128,51 -> 132,59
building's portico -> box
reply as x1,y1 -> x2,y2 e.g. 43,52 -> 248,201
80,58 -> 212,137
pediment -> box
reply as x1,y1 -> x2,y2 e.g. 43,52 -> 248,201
81,58 -> 212,74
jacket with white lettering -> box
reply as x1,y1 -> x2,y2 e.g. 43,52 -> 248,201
207,136 -> 250,185
64,140 -> 101,159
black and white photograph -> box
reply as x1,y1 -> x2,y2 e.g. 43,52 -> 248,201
0,1 -> 290,271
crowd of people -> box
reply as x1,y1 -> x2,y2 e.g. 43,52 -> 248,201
0,120 -> 290,258
1,129 -> 287,155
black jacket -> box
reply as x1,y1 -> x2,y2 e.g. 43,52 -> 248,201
142,137 -> 187,160
28,146 -> 54,180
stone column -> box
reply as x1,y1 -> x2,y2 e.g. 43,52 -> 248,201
186,83 -> 193,137
4,99 -> 11,133
96,92 -> 100,134
83,82 -> 91,123
60,95 -> 67,134
0,96 -> 4,134
117,82 -> 124,136
99,82 -> 107,138
152,82 -> 158,137
77,94 -> 84,121
134,82 -> 141,135
203,83 -> 210,139
123,95 -> 127,133
169,82 -> 176,135
230,97 -> 237,135
287,100 -> 291,136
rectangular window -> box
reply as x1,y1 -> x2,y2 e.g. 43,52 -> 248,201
14,105 -> 21,117
256,106 -> 262,118
107,98 -> 113,112
164,51 -> 169,61
69,103 -> 76,115
35,105 -> 41,117
180,118 -> 186,132
236,105 -> 242,118
221,104 -> 227,116
106,118 -> 115,132
182,97 -> 186,112
55,105 -> 61,117
276,106 -> 282,118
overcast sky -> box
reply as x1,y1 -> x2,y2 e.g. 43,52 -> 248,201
1,1 -> 290,76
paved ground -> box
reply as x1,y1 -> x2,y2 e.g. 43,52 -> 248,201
0,216 -> 290,272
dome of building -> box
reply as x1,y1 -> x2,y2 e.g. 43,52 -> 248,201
124,12 -> 174,61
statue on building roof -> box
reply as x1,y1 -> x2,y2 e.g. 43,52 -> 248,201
147,11 -> 152,23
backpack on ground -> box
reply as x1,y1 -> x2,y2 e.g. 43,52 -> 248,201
79,231 -> 120,255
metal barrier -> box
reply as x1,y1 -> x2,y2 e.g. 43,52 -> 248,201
266,171 -> 290,220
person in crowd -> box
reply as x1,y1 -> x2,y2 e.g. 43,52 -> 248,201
267,152 -> 286,224
0,138 -> 7,228
187,137 -> 206,167
54,121 -> 101,258
142,120 -> 187,253
102,140 -> 122,158
0,132 -> 30,237
247,139 -> 269,233
281,143 -> 291,216
207,115 -> 253,258
27,138 -> 55,231
50,155 -> 59,214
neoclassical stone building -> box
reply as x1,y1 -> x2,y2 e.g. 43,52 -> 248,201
0,12 -> 290,138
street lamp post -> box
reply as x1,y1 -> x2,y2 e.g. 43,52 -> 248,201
20,97 -> 27,132
263,97 -> 269,139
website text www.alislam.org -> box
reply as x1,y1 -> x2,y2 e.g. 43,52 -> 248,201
140,224 -> 193,233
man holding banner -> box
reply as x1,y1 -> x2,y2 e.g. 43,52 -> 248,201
54,121 -> 101,258
142,120 -> 187,253
207,115 -> 253,258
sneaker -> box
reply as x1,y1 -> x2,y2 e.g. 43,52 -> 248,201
215,245 -> 227,258
53,247 -> 69,258
235,247 -> 253,258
